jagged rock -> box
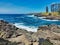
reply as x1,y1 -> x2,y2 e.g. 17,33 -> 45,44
0,20 -> 37,45
0,38 -> 18,45
0,20 -> 29,39
1,20 -> 60,45
37,24 -> 60,45
38,25 -> 50,31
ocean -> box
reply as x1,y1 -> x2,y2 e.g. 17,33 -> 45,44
0,14 -> 60,32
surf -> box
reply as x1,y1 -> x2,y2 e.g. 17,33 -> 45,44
14,23 -> 38,32
38,17 -> 59,21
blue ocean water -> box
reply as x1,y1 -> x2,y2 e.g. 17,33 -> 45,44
0,14 -> 60,32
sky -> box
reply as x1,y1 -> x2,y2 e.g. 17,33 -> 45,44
0,0 -> 60,14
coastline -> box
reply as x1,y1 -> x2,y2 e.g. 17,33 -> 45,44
29,14 -> 59,21
0,14 -> 60,32
38,17 -> 59,21
0,20 -> 60,45
29,13 -> 60,20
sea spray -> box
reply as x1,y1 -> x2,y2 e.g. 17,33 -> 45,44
14,23 -> 38,32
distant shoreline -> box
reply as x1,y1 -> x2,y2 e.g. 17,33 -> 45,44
38,17 -> 59,21
29,14 -> 60,20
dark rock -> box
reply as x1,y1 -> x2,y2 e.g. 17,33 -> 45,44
0,38 -> 18,45
0,20 -> 28,39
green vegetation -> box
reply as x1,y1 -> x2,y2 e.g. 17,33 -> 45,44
58,10 -> 60,15
41,12 -> 60,16
41,12 -> 49,15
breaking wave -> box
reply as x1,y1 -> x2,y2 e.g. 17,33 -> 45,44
14,23 -> 38,32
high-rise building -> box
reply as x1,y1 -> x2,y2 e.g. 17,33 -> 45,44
46,6 -> 48,13
51,3 -> 60,12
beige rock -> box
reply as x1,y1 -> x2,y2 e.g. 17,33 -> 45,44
33,42 -> 39,45
8,34 -> 31,45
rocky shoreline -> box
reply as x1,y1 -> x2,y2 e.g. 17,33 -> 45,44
34,14 -> 60,20
0,20 -> 60,45
44,16 -> 60,20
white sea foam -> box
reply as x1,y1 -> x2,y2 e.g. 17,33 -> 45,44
27,15 -> 34,17
14,23 -> 37,32
38,17 -> 59,21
